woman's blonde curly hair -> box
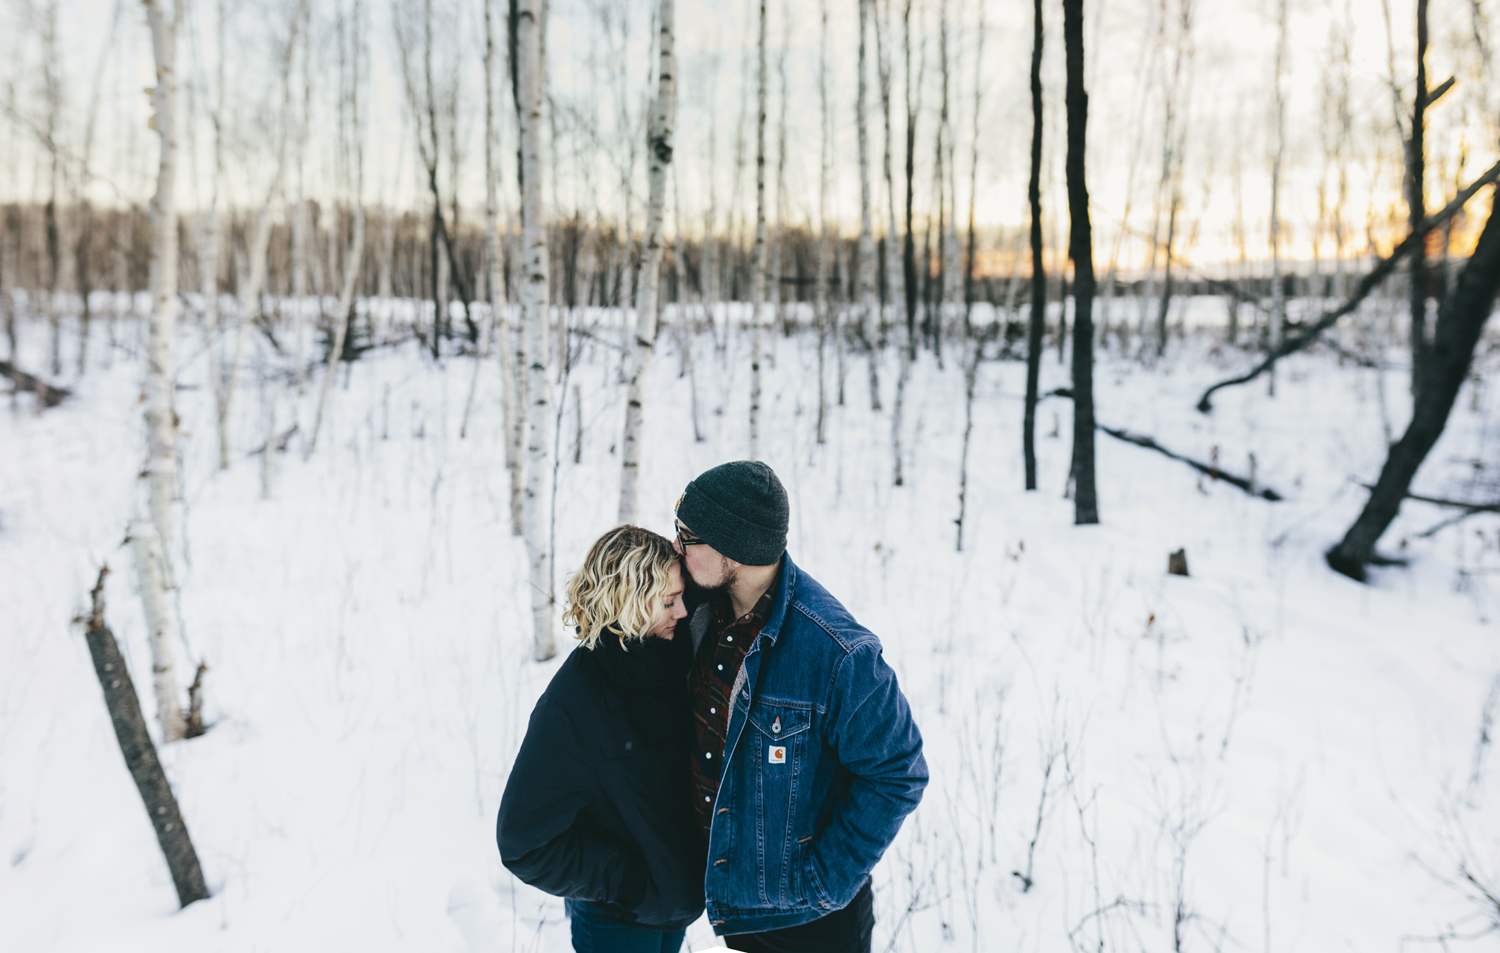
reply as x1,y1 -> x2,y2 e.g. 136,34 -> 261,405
563,525 -> 680,650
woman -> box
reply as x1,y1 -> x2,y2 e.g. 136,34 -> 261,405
497,525 -> 703,953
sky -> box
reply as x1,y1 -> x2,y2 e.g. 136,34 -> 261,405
2,0 -> 1497,271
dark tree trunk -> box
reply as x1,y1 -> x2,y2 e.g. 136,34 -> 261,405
1064,0 -> 1097,525
1408,0 -> 1429,397
81,567 -> 210,909
1327,190 -> 1500,579
76,202 -> 94,375
1023,0 -> 1045,492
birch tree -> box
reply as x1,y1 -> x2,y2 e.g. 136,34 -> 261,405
892,0 -> 921,486
748,0 -> 768,460
217,0 -> 309,470
199,0 -> 225,402
517,0 -> 555,661
1268,0 -> 1288,367
466,0 -> 522,541
618,0 -> 676,524
856,0 -> 881,412
309,0 -> 366,456
875,0 -> 900,345
140,0 -> 188,743
815,0 -> 832,446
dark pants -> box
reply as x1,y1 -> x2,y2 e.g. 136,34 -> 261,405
724,880 -> 874,953
565,900 -> 686,953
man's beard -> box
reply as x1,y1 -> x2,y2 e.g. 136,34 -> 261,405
695,556 -> 738,596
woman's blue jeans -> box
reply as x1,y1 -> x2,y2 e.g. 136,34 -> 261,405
564,899 -> 686,953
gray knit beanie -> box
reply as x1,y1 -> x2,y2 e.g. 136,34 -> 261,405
675,461 -> 789,566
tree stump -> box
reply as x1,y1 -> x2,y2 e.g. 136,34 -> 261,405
1168,549 -> 1189,576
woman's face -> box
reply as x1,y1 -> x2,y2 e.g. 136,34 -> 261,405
646,562 -> 688,639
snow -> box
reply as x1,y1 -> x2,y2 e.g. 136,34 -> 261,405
2,298 -> 1499,952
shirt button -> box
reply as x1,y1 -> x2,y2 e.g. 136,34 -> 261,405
717,664 -> 723,671
624,741 -> 633,751
705,752 -> 712,759
705,796 -> 711,802
710,707 -> 716,714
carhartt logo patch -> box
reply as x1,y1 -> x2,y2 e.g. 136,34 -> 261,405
768,745 -> 786,764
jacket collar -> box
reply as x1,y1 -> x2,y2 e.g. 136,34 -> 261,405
753,552 -> 799,648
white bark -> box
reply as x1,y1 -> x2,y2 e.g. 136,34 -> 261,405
130,519 -> 187,742
815,0 -> 831,445
309,209 -> 365,454
518,0 -> 555,662
199,0 -> 224,403
293,8 -> 311,395
124,4 -> 180,733
217,0 -> 309,469
749,0 -> 768,461
143,0 -> 181,552
857,0 -> 881,411
1270,0 -> 1287,356
619,0 -> 677,524
875,0 -> 901,346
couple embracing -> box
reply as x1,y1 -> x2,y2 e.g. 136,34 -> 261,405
497,461 -> 928,953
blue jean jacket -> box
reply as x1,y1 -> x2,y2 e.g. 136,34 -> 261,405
695,553 -> 927,935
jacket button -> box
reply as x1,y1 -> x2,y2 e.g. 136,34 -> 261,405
624,741 -> 633,751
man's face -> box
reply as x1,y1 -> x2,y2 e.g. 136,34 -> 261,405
646,562 -> 688,639
674,518 -> 737,593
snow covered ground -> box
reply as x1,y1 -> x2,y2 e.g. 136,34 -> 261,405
2,298 -> 1499,952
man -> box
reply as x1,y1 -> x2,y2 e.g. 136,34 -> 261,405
672,460 -> 927,953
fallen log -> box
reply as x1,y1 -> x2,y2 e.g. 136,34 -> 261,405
80,566 -> 210,908
1044,388 -> 1283,500
0,360 -> 71,407
1098,425 -> 1284,501
1196,157 -> 1500,413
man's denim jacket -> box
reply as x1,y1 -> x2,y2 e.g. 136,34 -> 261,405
689,552 -> 927,935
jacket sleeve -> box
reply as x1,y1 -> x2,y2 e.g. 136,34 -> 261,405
808,640 -> 928,909
496,697 -> 649,908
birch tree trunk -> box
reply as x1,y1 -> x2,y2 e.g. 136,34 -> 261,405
309,210 -> 364,455
129,520 -> 186,741
293,8 -> 311,395
894,0 -> 920,486
856,0 -> 881,412
199,0 -> 224,401
955,13 -> 984,552
123,4 -> 179,716
518,0 -> 555,661
875,0 -> 901,347
142,0 -> 182,599
618,0 -> 676,524
815,0 -> 831,447
748,0 -> 768,461
1269,0 -> 1287,368
218,0 -> 309,469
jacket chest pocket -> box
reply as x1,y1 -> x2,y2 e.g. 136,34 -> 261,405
747,703 -> 810,778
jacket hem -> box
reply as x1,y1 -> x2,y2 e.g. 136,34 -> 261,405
710,907 -> 831,935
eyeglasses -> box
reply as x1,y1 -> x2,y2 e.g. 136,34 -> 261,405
675,521 -> 705,548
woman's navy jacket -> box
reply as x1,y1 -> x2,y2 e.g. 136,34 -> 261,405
496,642 -> 705,929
